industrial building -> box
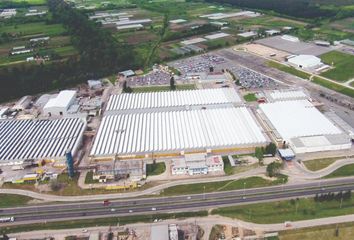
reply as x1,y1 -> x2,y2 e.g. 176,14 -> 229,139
0,118 -> 86,165
105,88 -> 242,114
43,90 -> 77,116
90,107 -> 267,160
287,55 -> 323,69
12,96 -> 32,111
264,89 -> 308,102
171,154 -> 224,175
258,100 -> 351,154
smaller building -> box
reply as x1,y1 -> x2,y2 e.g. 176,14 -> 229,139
265,29 -> 280,36
151,225 -> 169,240
278,148 -> 295,160
237,31 -> 257,38
169,224 -> 178,240
171,154 -> 224,176
12,96 -> 32,111
87,80 -> 102,89
315,40 -> 330,47
287,55 -> 322,69
119,69 -> 135,78
43,90 -> 76,116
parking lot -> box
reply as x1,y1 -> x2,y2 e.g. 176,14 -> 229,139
229,65 -> 279,89
127,70 -> 171,87
169,54 -> 225,80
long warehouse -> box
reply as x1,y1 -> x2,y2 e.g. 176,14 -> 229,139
0,118 -> 86,165
105,88 -> 242,114
90,107 -> 267,160
259,100 -> 351,153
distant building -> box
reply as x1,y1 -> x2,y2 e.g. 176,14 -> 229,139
119,69 -> 135,78
265,29 -> 280,36
315,40 -> 330,47
12,96 -> 32,111
287,55 -> 322,69
87,80 -> 102,89
237,31 -> 257,38
43,90 -> 76,116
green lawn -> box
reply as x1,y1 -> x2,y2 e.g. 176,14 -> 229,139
1,211 -> 208,234
146,162 -> 166,176
0,22 -> 66,37
267,61 -> 311,79
323,164 -> 354,179
312,76 -> 354,98
162,175 -> 288,196
243,93 -> 258,102
0,194 -> 33,208
280,222 -> 354,240
320,51 -> 354,82
222,156 -> 233,175
84,171 -> 99,184
212,195 -> 354,224
132,84 -> 195,93
303,157 -> 341,171
7,0 -> 46,4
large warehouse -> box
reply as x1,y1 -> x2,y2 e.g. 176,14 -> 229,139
259,100 -> 351,153
0,118 -> 86,165
90,107 -> 267,160
105,88 -> 242,114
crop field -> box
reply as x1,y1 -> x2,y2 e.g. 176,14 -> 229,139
0,22 -> 66,37
7,0 -> 46,4
320,51 -> 354,82
330,17 -> 354,33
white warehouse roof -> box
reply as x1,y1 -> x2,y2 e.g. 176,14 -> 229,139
43,90 -> 76,110
106,88 -> 242,113
90,107 -> 267,157
0,118 -> 86,162
259,100 -> 342,140
268,89 -> 308,101
288,55 -> 322,68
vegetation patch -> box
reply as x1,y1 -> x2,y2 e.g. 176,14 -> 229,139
312,76 -> 354,98
303,157 -> 343,171
146,162 -> 166,176
212,191 -> 354,224
267,61 -> 311,79
243,93 -> 258,102
0,194 -> 33,208
323,163 -> 354,178
320,51 -> 354,82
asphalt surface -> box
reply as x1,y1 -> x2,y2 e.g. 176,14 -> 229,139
2,177 -> 354,225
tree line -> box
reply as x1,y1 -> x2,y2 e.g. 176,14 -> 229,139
205,0 -> 354,19
0,0 -> 135,103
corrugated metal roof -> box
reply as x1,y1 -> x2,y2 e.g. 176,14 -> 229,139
259,100 -> 342,140
43,90 -> 76,109
106,89 -> 241,112
90,107 -> 266,156
269,90 -> 307,101
0,118 -> 85,161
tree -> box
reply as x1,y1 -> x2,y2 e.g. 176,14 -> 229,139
170,76 -> 176,90
122,80 -> 132,93
49,179 -> 61,191
255,147 -> 264,163
265,142 -> 277,156
266,161 -> 282,177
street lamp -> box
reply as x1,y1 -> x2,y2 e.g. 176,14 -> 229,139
243,182 -> 246,196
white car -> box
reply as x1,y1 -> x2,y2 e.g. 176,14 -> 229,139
82,229 -> 88,233
151,207 -> 157,211
111,208 -> 116,212
129,210 -> 133,213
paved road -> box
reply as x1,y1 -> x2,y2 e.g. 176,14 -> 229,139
2,178 -> 354,226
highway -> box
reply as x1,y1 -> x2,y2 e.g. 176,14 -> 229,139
2,177 -> 354,225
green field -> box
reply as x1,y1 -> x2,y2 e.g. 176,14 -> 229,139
280,222 -> 354,240
146,162 -> 166,176
320,51 -> 354,82
312,76 -> 354,98
303,157 -> 340,171
0,22 -> 66,37
243,93 -> 258,102
323,163 -> 354,178
0,194 -> 33,208
161,175 -> 287,196
212,195 -> 354,224
5,0 -> 46,4
267,61 -> 311,79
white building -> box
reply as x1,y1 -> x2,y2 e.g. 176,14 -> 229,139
287,55 -> 322,69
43,90 -> 76,116
259,100 -> 351,154
12,96 -> 32,111
171,154 -> 224,175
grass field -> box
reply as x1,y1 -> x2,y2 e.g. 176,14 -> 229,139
280,222 -> 354,240
212,195 -> 354,224
146,162 -> 166,176
0,22 -> 66,37
267,61 -> 311,79
312,76 -> 354,98
320,51 -> 354,82
323,163 -> 354,179
243,93 -> 257,102
131,84 -> 195,92
1,211 -> 208,234
303,157 -> 341,171
0,194 -> 33,208
7,0 -> 46,4
161,175 -> 287,196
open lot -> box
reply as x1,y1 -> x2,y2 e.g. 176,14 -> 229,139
320,51 -> 354,82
